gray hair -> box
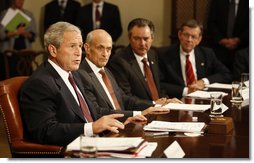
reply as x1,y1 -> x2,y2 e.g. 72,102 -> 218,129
44,22 -> 81,52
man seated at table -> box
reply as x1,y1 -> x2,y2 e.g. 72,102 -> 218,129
19,22 -> 126,146
158,19 -> 232,98
75,29 -> 180,121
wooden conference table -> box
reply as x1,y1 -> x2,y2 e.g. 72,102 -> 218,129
104,88 -> 249,158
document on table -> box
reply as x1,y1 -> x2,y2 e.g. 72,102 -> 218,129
144,120 -> 206,133
205,83 -> 232,89
66,137 -> 144,152
162,103 -> 210,112
164,141 -> 185,158
187,90 -> 228,99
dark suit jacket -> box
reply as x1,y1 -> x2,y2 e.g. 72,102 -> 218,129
207,0 -> 249,48
158,44 -> 232,98
108,45 -> 165,101
233,48 -> 249,80
19,61 -> 98,146
44,0 -> 81,31
76,2 -> 122,42
75,59 -> 153,120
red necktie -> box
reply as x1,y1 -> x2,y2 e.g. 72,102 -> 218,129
68,73 -> 93,122
185,54 -> 195,86
99,69 -> 121,110
142,58 -> 159,101
95,5 -> 101,29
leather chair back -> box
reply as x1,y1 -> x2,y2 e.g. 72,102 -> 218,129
0,76 -> 65,157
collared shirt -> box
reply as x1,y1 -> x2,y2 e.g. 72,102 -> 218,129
93,1 -> 104,29
133,52 -> 149,77
58,0 -> 67,8
85,58 -> 118,110
85,58 -> 140,116
48,59 -> 94,136
179,46 -> 209,96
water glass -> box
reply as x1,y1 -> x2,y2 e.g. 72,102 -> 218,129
209,93 -> 223,117
80,135 -> 97,158
231,81 -> 243,103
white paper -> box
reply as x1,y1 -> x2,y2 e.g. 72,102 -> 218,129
138,142 -> 157,157
164,141 -> 185,158
163,103 -> 210,112
187,90 -> 228,99
144,121 -> 206,133
241,88 -> 249,101
205,83 -> 232,89
1,8 -> 17,26
66,136 -> 144,152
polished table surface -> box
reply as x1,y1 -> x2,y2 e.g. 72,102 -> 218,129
105,89 -> 249,158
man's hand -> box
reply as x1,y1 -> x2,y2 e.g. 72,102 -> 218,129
141,107 -> 170,116
124,114 -> 147,125
92,114 -> 124,134
188,79 -> 205,94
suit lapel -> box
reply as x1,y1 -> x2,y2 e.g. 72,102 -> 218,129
45,62 -> 87,121
125,47 -> 154,98
82,60 -> 115,110
194,48 -> 205,79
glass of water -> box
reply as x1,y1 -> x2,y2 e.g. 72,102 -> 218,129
209,93 -> 223,117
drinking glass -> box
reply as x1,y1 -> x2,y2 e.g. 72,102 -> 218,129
209,93 -> 223,117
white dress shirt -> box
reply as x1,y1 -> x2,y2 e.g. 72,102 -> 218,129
48,59 -> 93,137
179,46 -> 209,96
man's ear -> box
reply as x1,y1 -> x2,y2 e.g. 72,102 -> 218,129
48,44 -> 57,57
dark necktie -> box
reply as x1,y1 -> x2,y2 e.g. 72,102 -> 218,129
99,69 -> 121,110
95,5 -> 101,29
68,73 -> 93,122
227,0 -> 236,37
142,58 -> 159,101
185,54 -> 195,86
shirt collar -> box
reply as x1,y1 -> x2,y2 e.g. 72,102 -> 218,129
93,1 -> 104,8
85,57 -> 103,74
48,59 -> 70,80
133,51 -> 148,63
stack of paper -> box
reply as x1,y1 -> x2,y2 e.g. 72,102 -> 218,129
205,83 -> 232,89
144,120 -> 206,133
67,137 -> 144,152
187,90 -> 228,99
162,103 -> 210,112
1,8 -> 31,32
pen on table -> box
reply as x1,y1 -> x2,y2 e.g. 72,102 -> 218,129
152,132 -> 169,136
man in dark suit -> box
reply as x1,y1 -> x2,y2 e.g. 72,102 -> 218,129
19,22 -> 124,147
158,19 -> 232,98
76,0 -> 122,43
43,0 -> 81,32
76,29 -> 172,122
108,18 -> 179,103
207,0 -> 249,72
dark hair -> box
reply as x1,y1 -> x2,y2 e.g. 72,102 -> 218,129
127,18 -> 155,36
179,19 -> 203,36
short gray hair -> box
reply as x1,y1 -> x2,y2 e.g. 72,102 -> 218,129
44,22 -> 81,52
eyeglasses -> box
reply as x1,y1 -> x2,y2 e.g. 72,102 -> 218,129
181,32 -> 200,40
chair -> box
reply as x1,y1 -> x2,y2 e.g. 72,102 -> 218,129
0,76 -> 65,158
2,49 -> 42,79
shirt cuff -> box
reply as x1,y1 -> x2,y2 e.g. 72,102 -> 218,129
183,87 -> 188,97
84,122 -> 94,137
133,111 -> 142,116
202,78 -> 209,85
